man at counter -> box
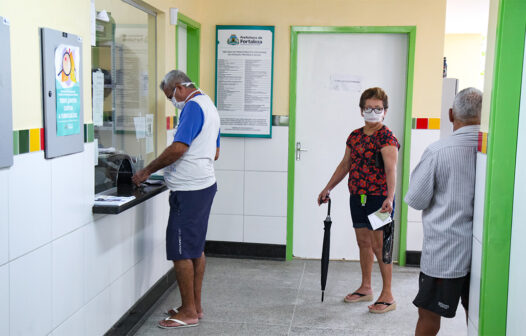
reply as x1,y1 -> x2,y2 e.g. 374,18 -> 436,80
132,70 -> 220,329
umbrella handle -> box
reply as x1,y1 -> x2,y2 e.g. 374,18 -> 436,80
327,198 -> 331,216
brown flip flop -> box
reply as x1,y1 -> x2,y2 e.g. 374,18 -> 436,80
344,292 -> 374,303
368,301 -> 397,313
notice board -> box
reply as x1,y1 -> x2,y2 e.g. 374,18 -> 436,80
215,25 -> 274,138
0,17 -> 13,168
41,27 -> 84,159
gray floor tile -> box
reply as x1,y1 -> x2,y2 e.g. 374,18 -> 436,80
133,257 -> 467,336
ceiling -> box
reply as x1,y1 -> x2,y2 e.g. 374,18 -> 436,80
446,0 -> 490,34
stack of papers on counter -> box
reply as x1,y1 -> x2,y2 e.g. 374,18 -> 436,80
94,195 -> 135,206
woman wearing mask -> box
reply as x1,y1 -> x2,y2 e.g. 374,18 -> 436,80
317,87 -> 399,314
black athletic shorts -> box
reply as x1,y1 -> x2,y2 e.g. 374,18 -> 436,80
349,194 -> 394,230
413,272 -> 470,318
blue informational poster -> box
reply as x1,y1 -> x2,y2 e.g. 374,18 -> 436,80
54,44 -> 81,136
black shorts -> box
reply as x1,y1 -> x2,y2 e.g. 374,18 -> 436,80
413,272 -> 470,318
349,194 -> 394,230
166,183 -> 217,260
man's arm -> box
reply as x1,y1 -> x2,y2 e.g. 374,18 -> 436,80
132,142 -> 188,185
215,147 -> 220,161
404,149 -> 436,210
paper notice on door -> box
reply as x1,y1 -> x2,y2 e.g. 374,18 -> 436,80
368,208 -> 392,230
92,70 -> 104,126
330,74 -> 361,92
133,116 -> 146,139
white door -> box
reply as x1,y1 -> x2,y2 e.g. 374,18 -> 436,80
293,33 -> 408,259
177,23 -> 187,72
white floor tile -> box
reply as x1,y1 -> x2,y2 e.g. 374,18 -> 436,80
10,244 -> 53,336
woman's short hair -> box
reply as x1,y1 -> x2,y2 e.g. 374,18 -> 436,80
359,87 -> 389,110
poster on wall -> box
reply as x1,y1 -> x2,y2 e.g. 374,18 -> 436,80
54,44 -> 81,136
215,25 -> 274,138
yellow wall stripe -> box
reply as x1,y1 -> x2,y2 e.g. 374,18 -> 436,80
29,128 -> 40,152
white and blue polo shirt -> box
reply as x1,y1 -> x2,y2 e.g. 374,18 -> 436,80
164,93 -> 221,191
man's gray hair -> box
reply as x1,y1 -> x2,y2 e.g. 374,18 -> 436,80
159,70 -> 195,90
452,87 -> 482,122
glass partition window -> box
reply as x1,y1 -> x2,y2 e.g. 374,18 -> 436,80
92,0 -> 157,194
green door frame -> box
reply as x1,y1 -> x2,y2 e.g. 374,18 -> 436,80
287,26 -> 416,263
176,13 -> 201,86
478,0 -> 526,334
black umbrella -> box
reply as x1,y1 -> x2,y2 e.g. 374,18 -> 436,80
321,198 -> 332,302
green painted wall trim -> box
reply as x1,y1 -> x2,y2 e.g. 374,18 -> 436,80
479,0 -> 526,334
287,26 -> 416,262
177,13 -> 201,30
398,27 -> 416,266
178,13 -> 201,86
12,130 -> 19,155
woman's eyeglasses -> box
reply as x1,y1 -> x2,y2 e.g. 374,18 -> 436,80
363,107 -> 384,114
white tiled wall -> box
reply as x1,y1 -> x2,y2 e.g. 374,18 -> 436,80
0,264 -> 9,336
0,167 -> 9,266
209,126 -> 288,245
406,129 -> 440,251
8,152 -> 53,260
10,244 -> 53,336
2,145 -> 172,335
469,152 -> 487,335
52,228 -> 85,328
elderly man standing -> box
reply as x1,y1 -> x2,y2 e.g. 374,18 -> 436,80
404,88 -> 482,336
132,70 -> 220,329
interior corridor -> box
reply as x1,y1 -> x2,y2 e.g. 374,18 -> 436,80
134,257 -> 466,335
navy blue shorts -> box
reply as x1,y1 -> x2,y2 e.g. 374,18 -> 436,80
349,194 -> 394,231
166,183 -> 217,260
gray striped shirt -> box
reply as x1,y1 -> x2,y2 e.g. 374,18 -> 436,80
405,125 -> 479,278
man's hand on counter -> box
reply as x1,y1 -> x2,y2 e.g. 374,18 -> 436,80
132,169 -> 150,186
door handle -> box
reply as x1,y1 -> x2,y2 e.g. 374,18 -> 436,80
296,141 -> 309,161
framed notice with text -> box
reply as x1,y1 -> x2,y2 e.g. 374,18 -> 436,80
215,25 -> 274,138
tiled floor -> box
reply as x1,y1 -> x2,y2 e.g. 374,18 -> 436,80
134,258 -> 466,336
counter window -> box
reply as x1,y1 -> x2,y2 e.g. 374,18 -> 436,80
92,0 -> 157,194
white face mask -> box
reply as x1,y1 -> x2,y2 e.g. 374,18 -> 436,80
363,108 -> 385,122
171,82 -> 198,109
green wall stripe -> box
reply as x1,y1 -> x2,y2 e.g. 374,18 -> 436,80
12,130 -> 19,155
479,0 -> 526,334
398,27 -> 416,266
18,130 -> 29,154
87,124 -> 94,142
287,26 -> 416,263
286,27 -> 299,261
